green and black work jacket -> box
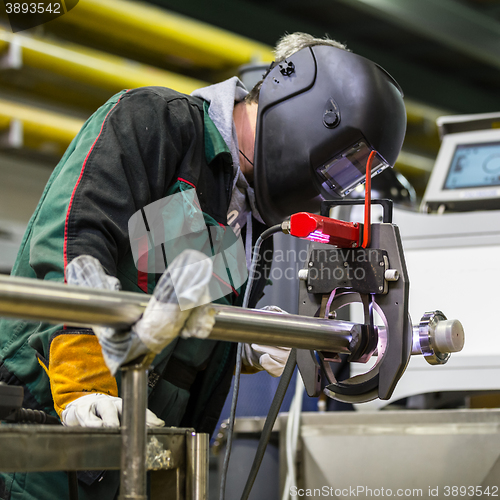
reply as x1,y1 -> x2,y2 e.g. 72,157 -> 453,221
0,86 -> 272,436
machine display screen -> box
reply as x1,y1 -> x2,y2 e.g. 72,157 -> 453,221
444,141 -> 500,190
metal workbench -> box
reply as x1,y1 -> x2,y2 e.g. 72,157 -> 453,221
0,424 -> 208,499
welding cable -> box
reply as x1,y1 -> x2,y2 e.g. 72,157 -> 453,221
219,223 -> 283,500
282,369 -> 304,499
4,407 -> 60,425
362,150 -> 377,249
240,348 -> 297,500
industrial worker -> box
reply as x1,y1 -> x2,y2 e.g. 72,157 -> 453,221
0,32 -> 406,500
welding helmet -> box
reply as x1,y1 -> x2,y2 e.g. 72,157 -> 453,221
253,44 -> 407,226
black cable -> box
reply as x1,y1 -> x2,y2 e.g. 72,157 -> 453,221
219,223 -> 282,500
240,349 -> 297,500
5,407 -> 61,425
219,342 -> 243,500
242,223 -> 283,312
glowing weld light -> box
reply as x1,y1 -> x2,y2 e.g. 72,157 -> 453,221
307,230 -> 331,243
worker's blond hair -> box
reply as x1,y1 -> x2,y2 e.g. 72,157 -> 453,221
274,32 -> 348,62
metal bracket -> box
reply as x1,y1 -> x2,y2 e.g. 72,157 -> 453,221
306,248 -> 389,295
296,349 -> 321,397
299,223 -> 412,403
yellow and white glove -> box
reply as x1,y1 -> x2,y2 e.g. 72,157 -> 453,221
241,306 -> 292,377
61,393 -> 164,428
60,249 -> 216,428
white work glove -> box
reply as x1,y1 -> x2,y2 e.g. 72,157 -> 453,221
66,250 -> 216,375
241,306 -> 292,377
61,393 -> 165,428
132,249 -> 214,352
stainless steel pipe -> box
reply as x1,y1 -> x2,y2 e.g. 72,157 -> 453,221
186,432 -> 209,500
0,275 -> 147,330
119,361 -> 149,500
211,305 -> 353,353
0,275 -> 353,353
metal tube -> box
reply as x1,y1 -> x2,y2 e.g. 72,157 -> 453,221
0,275 -> 147,329
186,432 -> 209,500
210,305 -> 352,352
0,275 -> 353,352
119,362 -> 149,500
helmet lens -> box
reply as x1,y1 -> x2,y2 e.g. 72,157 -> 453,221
317,141 -> 390,197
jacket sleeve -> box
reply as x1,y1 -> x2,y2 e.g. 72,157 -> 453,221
28,89 -> 205,414
63,90 -> 206,276
30,89 -> 204,279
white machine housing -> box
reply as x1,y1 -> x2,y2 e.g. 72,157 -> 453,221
351,112 -> 500,409
422,127 -> 500,213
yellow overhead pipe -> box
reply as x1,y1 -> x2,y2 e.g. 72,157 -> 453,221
0,29 -> 209,94
0,98 -> 84,155
404,99 -> 448,128
395,150 -> 434,176
51,0 -> 274,69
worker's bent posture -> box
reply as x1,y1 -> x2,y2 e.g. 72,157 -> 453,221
0,32 -> 406,499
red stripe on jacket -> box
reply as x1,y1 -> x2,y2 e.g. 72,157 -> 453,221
63,91 -> 130,282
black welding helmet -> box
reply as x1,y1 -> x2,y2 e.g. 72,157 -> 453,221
253,44 -> 407,226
